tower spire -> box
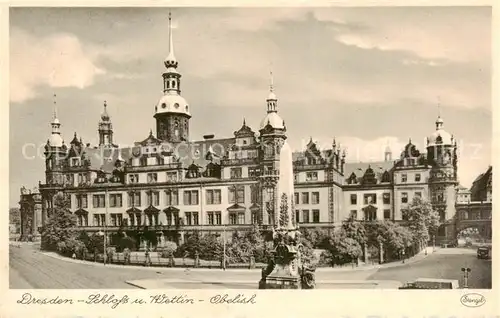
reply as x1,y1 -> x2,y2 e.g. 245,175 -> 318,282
164,10 -> 178,69
435,96 -> 444,130
52,94 -> 58,122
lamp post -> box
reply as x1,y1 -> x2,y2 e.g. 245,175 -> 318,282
461,267 -> 471,288
102,186 -> 108,265
222,223 -> 226,271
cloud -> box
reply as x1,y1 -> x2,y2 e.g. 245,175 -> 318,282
326,8 -> 491,65
10,28 -> 106,103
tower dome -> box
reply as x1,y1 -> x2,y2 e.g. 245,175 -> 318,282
427,116 -> 453,146
260,112 -> 285,130
155,94 -> 191,116
101,100 -> 110,121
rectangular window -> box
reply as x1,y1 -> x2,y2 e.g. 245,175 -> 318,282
415,173 -> 421,182
383,193 -> 391,205
229,186 -> 245,204
215,212 -> 222,225
251,211 -> 258,224
311,192 -> 320,204
165,190 -> 179,206
76,194 -> 88,208
193,212 -> 199,225
383,209 -> 391,220
230,167 -> 243,179
166,171 -> 178,182
306,172 -> 318,181
238,213 -> 245,225
183,190 -> 199,205
250,185 -> 259,203
206,189 -> 222,205
93,194 -> 106,208
350,194 -> 357,205
302,192 -> 309,204
128,192 -> 141,207
185,212 -> 192,226
401,174 -> 407,183
207,212 -> 214,225
129,174 -> 139,183
302,210 -> 310,223
350,210 -> 357,220
312,210 -> 320,223
401,192 -> 408,204
109,194 -> 122,207
248,167 -> 257,177
294,193 -> 299,204
147,173 -> 158,183
294,173 -> 298,183
363,193 -> 377,205
147,191 -> 160,206
295,210 -> 300,223
229,214 -> 237,225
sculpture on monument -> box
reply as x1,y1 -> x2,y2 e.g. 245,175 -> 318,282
259,140 -> 316,289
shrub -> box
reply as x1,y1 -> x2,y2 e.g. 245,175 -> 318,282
118,236 -> 137,252
159,241 -> 178,258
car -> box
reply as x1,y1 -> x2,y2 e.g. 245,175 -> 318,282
477,246 -> 491,259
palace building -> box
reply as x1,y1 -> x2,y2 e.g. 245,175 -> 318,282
20,13 -> 482,247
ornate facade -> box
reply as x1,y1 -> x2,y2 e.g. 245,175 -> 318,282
20,13 -> 487,247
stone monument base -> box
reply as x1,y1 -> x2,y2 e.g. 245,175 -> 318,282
264,274 -> 301,289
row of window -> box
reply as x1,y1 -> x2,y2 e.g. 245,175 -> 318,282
349,209 -> 392,221
349,192 -> 422,205
75,210 -> 321,227
295,209 -> 321,223
129,172 -> 178,184
294,192 -> 320,205
74,186 -> 255,209
400,173 -> 421,183
350,193 -> 391,205
293,172 -> 319,182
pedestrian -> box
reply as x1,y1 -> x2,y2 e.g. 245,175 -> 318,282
72,252 -> 76,260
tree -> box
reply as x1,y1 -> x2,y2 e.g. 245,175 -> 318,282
300,228 -> 329,249
342,216 -> 367,246
9,208 -> 21,233
322,229 -> 363,266
40,193 -> 77,251
401,197 -> 440,250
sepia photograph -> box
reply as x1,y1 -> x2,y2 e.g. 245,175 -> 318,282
8,6 -> 492,290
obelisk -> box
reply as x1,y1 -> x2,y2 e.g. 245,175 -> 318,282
276,140 -> 296,230
260,140 -> 304,289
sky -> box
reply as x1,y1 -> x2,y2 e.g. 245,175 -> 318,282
9,7 -> 492,207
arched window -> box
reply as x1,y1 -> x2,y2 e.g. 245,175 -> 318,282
172,81 -> 176,88
166,81 -> 170,89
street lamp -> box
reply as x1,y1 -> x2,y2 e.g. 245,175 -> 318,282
461,267 -> 471,288
98,186 -> 109,265
222,223 -> 226,271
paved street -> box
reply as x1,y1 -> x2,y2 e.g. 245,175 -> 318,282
10,244 -> 491,289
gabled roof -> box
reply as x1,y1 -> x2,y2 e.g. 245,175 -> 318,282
344,161 -> 394,184
470,166 -> 492,201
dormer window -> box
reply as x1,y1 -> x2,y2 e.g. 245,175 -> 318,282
71,157 -> 81,167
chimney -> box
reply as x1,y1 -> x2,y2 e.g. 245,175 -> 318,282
203,134 -> 215,140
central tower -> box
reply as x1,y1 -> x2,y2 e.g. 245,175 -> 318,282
154,12 -> 191,143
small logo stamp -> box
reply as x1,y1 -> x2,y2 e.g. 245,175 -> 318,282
460,293 -> 486,308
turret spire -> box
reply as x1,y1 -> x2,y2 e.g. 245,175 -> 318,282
266,71 -> 278,113
51,94 -> 61,134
